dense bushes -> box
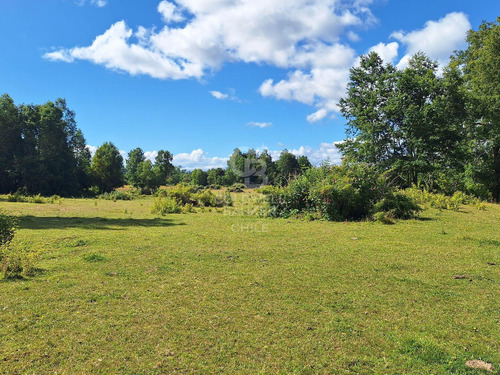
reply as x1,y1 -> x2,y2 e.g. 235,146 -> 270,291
151,185 -> 232,215
260,163 -> 421,222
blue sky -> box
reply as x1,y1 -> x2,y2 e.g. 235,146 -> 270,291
1,0 -> 499,169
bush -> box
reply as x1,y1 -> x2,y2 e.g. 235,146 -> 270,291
6,192 -> 62,204
98,191 -> 134,201
151,197 -> 182,215
155,184 -> 232,209
404,187 -> 484,211
0,211 -> 16,247
0,212 -> 41,279
261,163 -> 420,222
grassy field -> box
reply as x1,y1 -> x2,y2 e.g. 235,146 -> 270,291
0,193 -> 499,374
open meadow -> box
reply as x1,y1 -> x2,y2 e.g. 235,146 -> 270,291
0,193 -> 499,374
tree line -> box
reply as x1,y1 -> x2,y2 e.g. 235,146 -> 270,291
0,97 -> 314,195
0,18 -> 498,200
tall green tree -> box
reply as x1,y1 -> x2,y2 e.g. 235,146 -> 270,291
190,169 -> 208,186
126,148 -> 146,186
456,17 -> 500,201
276,150 -> 300,184
0,94 -> 22,193
154,150 -> 174,185
339,52 -> 467,189
91,142 -> 124,193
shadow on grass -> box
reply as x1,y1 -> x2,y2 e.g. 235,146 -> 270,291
18,216 -> 183,230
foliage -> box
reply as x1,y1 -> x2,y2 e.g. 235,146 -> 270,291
98,190 -> 135,201
262,163 -> 420,221
0,211 -> 16,248
455,17 -> 500,202
6,191 -> 62,204
150,196 -> 182,215
0,95 -> 91,196
190,169 -> 208,186
91,142 -> 124,193
404,187 -> 485,211
338,53 -> 468,190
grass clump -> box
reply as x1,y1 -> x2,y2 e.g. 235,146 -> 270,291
82,253 -> 108,263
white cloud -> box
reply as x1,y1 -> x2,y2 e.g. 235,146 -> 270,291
368,42 -> 399,64
391,12 -> 470,68
158,1 -> 184,23
45,4 -> 471,123
45,1 -> 374,82
144,151 -> 158,162
210,91 -> 228,100
173,149 -> 228,170
246,122 -> 273,128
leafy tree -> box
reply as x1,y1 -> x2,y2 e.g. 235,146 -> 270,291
339,52 -> 466,189
135,160 -> 161,193
190,169 -> 208,186
126,148 -> 145,186
0,94 -> 22,193
297,155 -> 312,171
154,150 -> 174,185
91,142 -> 124,193
456,17 -> 500,201
207,168 -> 225,186
276,149 -> 300,184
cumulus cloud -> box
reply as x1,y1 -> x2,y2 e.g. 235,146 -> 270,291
157,1 -> 184,23
173,149 -> 228,170
260,142 -> 343,165
46,4 -> 471,122
391,12 -> 470,68
246,122 -> 273,128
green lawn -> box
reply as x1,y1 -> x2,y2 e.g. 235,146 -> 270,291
0,194 -> 499,374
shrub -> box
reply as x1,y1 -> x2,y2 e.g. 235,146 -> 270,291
157,185 -> 197,205
98,191 -> 134,201
261,163 -> 420,222
151,197 -> 182,215
404,187 -> 485,211
0,211 -> 16,247
373,192 -> 421,220
0,212 -> 41,279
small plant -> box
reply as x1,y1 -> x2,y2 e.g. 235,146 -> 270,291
151,197 -> 182,215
